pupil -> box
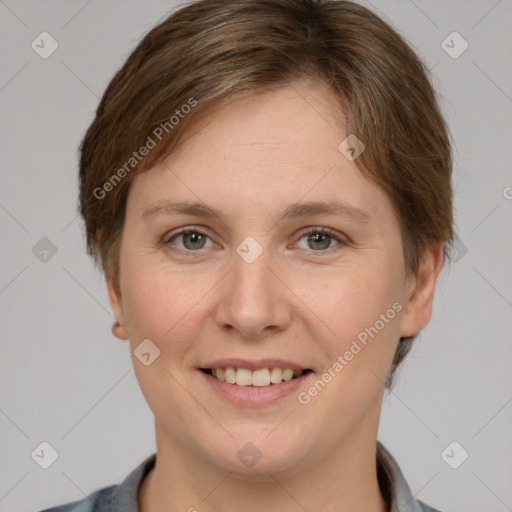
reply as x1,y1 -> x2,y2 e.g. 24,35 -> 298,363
185,232 -> 205,249
309,233 -> 330,250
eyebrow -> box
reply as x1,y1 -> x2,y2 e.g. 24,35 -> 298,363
141,200 -> 372,224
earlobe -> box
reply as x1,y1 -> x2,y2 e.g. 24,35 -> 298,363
111,320 -> 129,340
106,277 -> 130,340
399,242 -> 444,338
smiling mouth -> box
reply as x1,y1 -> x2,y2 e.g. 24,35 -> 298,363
200,367 -> 313,387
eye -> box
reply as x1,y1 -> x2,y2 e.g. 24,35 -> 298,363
294,228 -> 345,252
163,226 -> 346,254
164,228 -> 216,251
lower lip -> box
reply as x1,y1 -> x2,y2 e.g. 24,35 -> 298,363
199,370 -> 313,407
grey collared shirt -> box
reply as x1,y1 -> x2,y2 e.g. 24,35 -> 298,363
40,442 -> 442,512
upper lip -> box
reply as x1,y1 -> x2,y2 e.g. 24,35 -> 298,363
199,358 -> 310,371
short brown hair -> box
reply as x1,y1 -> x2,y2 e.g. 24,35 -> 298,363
79,0 -> 454,387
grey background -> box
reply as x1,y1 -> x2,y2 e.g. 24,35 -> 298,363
0,1 -> 511,511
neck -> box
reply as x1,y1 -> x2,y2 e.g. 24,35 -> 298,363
139,422 -> 388,512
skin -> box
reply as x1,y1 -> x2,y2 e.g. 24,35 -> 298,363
107,80 -> 444,512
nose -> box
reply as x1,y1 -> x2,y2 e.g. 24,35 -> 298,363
213,246 -> 293,340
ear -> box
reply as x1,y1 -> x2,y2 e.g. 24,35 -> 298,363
107,277 -> 130,340
399,241 -> 444,338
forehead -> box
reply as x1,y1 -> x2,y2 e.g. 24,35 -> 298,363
176,81 -> 347,166
126,82 -> 392,226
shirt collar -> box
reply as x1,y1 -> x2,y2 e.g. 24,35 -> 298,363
377,441 -> 426,512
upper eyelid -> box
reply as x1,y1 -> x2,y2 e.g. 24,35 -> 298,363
164,225 -> 215,243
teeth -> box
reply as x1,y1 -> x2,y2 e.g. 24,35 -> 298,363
224,367 -> 236,384
282,368 -> 294,381
235,368 -> 253,386
252,368 -> 270,387
269,367 -> 283,384
210,367 -> 305,386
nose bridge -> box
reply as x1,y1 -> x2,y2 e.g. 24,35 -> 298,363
214,241 -> 291,337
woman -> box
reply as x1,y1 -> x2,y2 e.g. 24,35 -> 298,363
42,0 -> 453,510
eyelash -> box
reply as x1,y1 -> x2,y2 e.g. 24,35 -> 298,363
162,226 -> 347,255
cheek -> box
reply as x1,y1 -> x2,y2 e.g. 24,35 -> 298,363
119,257 -> 210,421
303,261 -> 403,369
119,252 -> 215,354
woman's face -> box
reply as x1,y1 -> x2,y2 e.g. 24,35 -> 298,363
109,81 -> 437,475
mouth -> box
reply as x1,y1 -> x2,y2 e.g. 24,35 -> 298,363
199,367 -> 313,387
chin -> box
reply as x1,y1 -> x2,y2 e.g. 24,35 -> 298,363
215,451 -> 305,479
199,426 -> 312,477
